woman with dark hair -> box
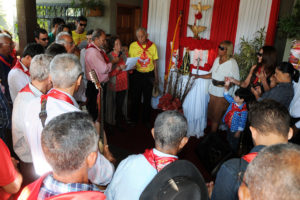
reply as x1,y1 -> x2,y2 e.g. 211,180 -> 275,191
229,46 -> 277,92
195,40 -> 240,133
105,36 -> 128,129
252,62 -> 299,108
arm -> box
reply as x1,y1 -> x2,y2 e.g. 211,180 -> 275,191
240,65 -> 257,88
194,73 -> 212,79
87,49 -> 112,74
2,158 -> 22,194
259,71 -> 271,92
223,92 -> 234,104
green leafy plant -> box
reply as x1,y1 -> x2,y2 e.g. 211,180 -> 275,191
234,28 -> 266,80
71,0 -> 105,11
278,0 -> 300,39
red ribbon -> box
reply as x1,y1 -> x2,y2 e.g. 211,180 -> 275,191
19,84 -> 33,95
224,103 -> 247,129
12,60 -> 30,77
143,149 -> 178,172
0,55 -> 12,68
137,39 -> 153,52
87,43 -> 110,64
242,152 -> 258,163
40,89 -> 74,105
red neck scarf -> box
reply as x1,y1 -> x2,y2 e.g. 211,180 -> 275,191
40,89 -> 74,105
19,84 -> 33,94
242,152 -> 258,163
137,39 -> 153,53
13,60 -> 30,76
143,149 -> 178,172
0,55 -> 12,68
224,103 -> 247,129
87,43 -> 110,64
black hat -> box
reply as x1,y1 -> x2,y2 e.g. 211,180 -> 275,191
140,160 -> 209,200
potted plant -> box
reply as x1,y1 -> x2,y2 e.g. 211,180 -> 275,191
72,0 -> 105,17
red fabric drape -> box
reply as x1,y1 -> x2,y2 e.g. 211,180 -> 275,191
265,0 -> 281,45
209,0 -> 241,46
142,0 -> 149,29
165,0 -> 190,75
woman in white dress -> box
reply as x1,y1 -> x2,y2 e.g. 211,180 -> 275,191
194,40 -> 240,133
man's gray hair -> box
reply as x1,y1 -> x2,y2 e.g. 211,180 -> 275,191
154,110 -> 187,148
50,53 -> 82,88
244,143 -> 300,200
30,54 -> 53,81
92,28 -> 105,41
136,27 -> 147,36
55,31 -> 71,45
0,33 -> 11,42
41,112 -> 98,174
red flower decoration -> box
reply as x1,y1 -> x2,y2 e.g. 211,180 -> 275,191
195,12 -> 202,20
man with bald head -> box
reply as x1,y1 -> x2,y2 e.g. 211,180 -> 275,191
55,32 -> 75,53
129,27 -> 159,126
239,143 -> 300,200
0,33 -> 14,101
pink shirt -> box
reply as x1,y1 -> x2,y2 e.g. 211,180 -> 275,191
85,43 -> 112,83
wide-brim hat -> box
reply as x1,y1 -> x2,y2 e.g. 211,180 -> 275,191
140,160 -> 209,200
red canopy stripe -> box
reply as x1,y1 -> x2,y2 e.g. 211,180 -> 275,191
142,0 -> 149,29
265,0 -> 281,45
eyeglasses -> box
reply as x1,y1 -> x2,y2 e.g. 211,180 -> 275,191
41,38 -> 49,41
218,45 -> 226,51
257,52 -> 263,57
80,23 -> 87,27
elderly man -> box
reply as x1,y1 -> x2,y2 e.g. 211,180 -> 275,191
18,112 -> 106,199
23,54 -> 114,185
8,43 -> 44,102
0,33 -> 14,101
12,54 -> 53,185
129,27 -> 158,126
105,110 -> 189,199
85,29 -> 116,120
211,99 -> 293,200
239,143 -> 300,200
48,17 -> 65,45
55,32 -> 75,53
72,16 -> 88,46
34,28 -> 49,48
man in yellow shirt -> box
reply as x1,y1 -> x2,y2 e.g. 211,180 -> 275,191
129,27 -> 159,127
72,16 -> 87,46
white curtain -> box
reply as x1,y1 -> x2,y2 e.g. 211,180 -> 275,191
186,0 -> 215,39
147,0 -> 171,93
234,0 -> 273,53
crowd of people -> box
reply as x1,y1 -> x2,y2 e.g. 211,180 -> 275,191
0,15 -> 300,200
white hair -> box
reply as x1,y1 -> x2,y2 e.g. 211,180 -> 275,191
136,27 -> 147,36
50,53 -> 82,88
30,54 -> 53,81
55,32 -> 71,45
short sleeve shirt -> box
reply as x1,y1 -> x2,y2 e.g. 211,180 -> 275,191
0,139 -> 17,200
72,31 -> 87,46
129,41 -> 158,73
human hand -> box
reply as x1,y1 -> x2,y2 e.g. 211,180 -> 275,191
112,57 -> 120,64
103,145 -> 116,164
251,86 -> 261,98
206,181 -> 214,199
234,131 -> 241,138
11,157 -> 19,168
250,65 -> 257,73
119,65 -> 126,70
258,69 -> 267,81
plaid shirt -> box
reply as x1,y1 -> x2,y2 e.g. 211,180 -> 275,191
38,174 -> 102,199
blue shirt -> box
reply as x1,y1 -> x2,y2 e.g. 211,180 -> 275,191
223,91 -> 248,132
211,145 -> 265,200
38,174 -> 101,199
105,149 -> 178,200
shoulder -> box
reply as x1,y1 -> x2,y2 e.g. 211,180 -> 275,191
129,41 -> 138,49
218,158 -> 245,176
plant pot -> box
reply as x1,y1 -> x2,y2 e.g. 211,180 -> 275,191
86,8 -> 103,17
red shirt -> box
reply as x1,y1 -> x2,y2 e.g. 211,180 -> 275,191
109,52 -> 128,91
0,139 -> 18,200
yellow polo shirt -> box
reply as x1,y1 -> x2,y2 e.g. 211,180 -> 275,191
129,41 -> 159,72
72,30 -> 87,46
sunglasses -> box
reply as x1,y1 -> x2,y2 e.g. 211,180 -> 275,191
218,45 -> 226,51
41,38 -> 49,41
257,52 -> 263,57
80,23 -> 87,27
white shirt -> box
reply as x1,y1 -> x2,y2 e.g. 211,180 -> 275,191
12,83 -> 42,163
105,149 -> 178,200
24,89 -> 114,185
289,81 -> 300,128
8,61 -> 31,102
209,57 -> 240,97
